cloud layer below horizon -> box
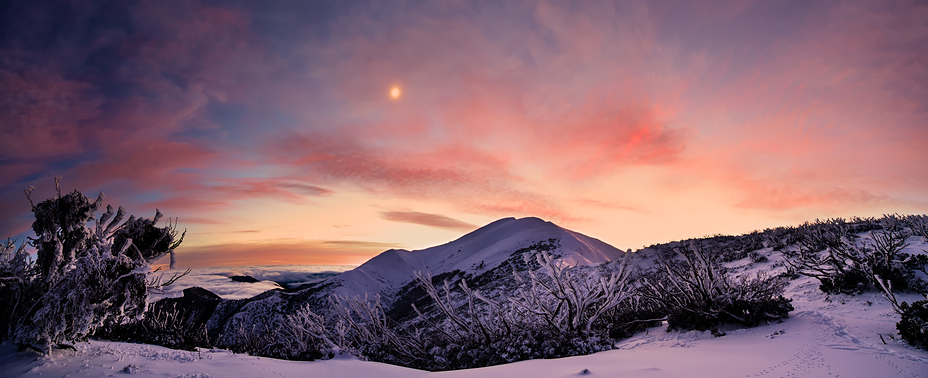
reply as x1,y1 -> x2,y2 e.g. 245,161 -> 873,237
2,0 -> 926,267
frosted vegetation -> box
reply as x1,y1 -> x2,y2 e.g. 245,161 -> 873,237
1,181 -> 928,374
0,178 -> 186,354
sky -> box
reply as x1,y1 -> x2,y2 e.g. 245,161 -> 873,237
1,0 -> 926,268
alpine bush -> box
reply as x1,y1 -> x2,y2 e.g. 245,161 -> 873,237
897,300 -> 928,348
875,275 -> 928,349
638,242 -> 792,331
0,179 -> 186,353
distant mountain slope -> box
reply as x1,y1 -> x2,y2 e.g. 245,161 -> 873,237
325,217 -> 626,303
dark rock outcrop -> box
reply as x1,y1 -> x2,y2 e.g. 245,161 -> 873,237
229,275 -> 260,283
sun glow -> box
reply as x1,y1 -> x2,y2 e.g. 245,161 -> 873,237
390,86 -> 401,99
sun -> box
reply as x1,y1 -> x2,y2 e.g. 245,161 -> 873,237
390,86 -> 401,99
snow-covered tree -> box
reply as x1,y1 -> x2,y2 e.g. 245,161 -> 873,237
0,178 -> 186,353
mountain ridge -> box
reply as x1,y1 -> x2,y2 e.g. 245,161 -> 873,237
324,216 -> 627,304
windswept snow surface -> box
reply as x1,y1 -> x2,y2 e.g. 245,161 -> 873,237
328,217 -> 625,301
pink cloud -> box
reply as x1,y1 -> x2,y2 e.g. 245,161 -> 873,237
380,210 -> 477,232
536,100 -> 688,180
266,132 -> 582,221
731,181 -> 928,215
242,2 -> 692,222
134,178 -> 334,224
661,0 -> 928,216
0,56 -> 103,160
572,198 -> 647,213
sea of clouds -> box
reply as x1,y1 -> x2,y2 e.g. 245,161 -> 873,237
151,265 -> 356,300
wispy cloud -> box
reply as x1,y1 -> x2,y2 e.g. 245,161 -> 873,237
380,211 -> 478,232
320,240 -> 404,249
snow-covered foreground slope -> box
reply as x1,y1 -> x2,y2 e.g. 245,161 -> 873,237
3,274 -> 926,378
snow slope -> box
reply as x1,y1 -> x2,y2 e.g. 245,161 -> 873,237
325,217 -> 625,302
3,275 -> 927,377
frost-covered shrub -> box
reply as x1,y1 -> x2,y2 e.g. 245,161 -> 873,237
406,268 -> 613,370
817,269 -> 870,295
762,226 -> 794,251
0,238 -> 32,339
802,219 -> 853,252
410,250 -> 635,347
601,298 -> 663,339
749,251 -> 768,263
785,214 -> 926,295
224,316 -> 294,359
784,219 -> 869,294
849,216 -> 882,233
905,254 -> 928,279
15,252 -> 150,350
867,214 -> 927,294
279,250 -> 638,371
97,288 -> 215,351
406,265 -> 621,370
906,214 -> 928,241
639,242 -> 792,331
739,231 -> 766,255
875,275 -> 928,349
0,179 -> 185,353
285,294 -> 420,363
508,250 -> 636,334
409,327 -> 613,371
897,300 -> 928,348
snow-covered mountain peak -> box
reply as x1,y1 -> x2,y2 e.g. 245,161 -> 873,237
325,217 -> 626,302
414,216 -> 623,270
